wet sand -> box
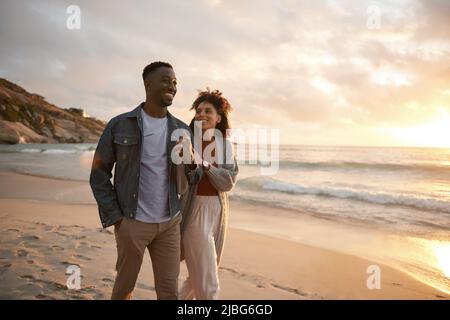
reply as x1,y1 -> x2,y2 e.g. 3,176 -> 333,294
0,171 -> 447,299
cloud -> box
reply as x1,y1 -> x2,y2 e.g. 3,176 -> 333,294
1,0 -> 449,145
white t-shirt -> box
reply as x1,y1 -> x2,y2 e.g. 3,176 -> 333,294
135,109 -> 170,223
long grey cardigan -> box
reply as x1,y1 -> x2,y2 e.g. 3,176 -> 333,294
179,139 -> 239,265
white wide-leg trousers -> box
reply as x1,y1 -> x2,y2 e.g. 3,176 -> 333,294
179,195 -> 222,300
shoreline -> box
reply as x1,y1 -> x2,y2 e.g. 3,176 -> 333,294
0,169 -> 442,237
4,168 -> 447,239
0,171 -> 448,299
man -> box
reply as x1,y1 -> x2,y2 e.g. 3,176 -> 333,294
90,61 -> 191,300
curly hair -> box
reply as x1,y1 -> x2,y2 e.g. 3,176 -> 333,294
189,88 -> 233,136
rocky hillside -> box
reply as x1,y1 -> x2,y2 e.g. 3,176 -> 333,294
0,78 -> 105,144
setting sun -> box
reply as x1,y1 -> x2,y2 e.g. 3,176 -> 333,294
433,243 -> 450,279
385,112 -> 450,148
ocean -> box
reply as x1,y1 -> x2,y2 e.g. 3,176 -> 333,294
0,143 -> 449,294
235,145 -> 450,239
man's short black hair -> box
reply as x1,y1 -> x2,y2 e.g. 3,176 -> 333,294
142,61 -> 173,81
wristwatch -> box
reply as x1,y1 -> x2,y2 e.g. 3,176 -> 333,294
202,160 -> 210,170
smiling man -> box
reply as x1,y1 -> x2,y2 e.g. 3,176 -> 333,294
90,61 -> 191,300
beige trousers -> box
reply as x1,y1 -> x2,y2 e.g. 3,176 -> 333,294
111,214 -> 181,300
179,195 -> 222,300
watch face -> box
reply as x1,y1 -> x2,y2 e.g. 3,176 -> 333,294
203,160 -> 209,167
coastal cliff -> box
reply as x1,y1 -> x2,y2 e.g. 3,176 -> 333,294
0,78 -> 105,144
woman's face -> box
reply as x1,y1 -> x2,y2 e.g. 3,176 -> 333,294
194,102 -> 221,131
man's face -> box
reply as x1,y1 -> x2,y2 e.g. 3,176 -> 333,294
145,67 -> 177,107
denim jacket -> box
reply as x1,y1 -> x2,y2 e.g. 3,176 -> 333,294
89,103 -> 191,228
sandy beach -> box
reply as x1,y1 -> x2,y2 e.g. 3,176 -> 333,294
0,171 -> 448,300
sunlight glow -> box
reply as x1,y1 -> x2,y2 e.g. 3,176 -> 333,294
310,76 -> 337,94
386,113 -> 450,148
433,243 -> 450,278
371,68 -> 412,87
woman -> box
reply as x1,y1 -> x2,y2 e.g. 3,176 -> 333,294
179,89 -> 239,300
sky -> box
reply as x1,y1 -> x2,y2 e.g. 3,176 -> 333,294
1,0 -> 449,147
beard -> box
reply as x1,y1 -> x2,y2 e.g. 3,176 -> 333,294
160,97 -> 173,107
159,93 -> 174,107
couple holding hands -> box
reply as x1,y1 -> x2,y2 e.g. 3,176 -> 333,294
90,61 -> 238,300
